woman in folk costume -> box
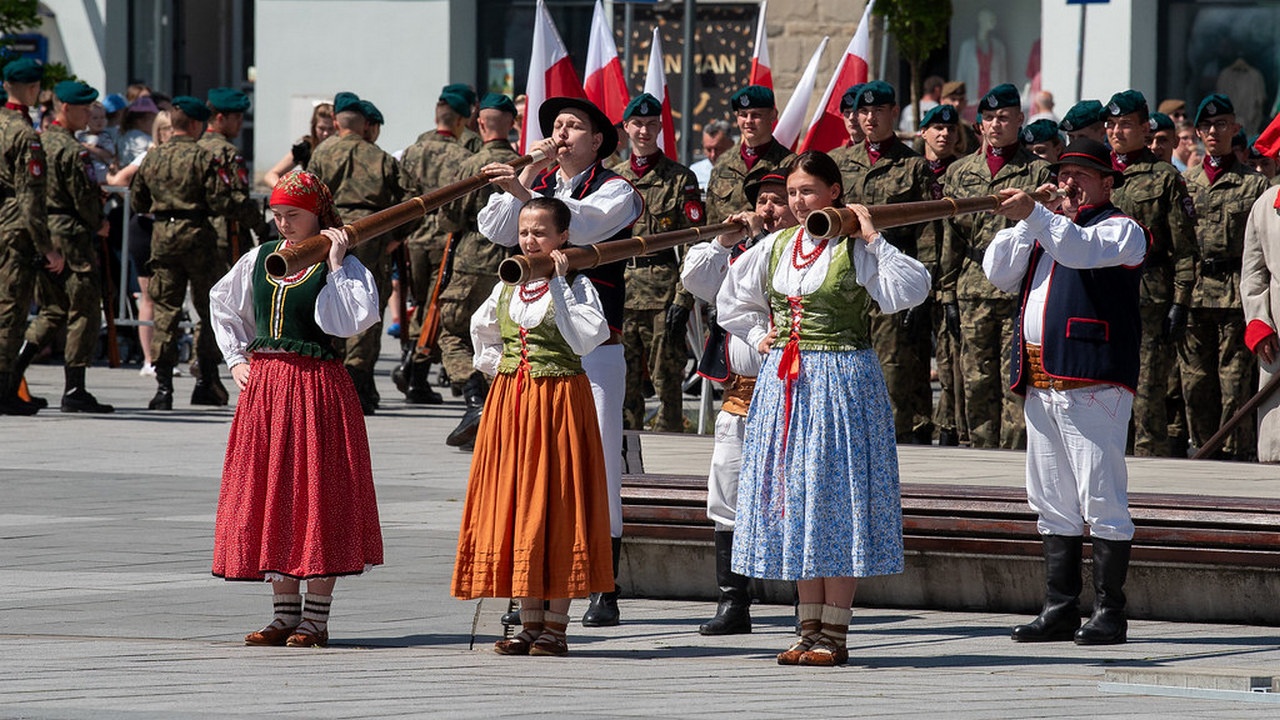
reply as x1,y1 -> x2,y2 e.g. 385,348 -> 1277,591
718,151 -> 931,666
209,170 -> 383,648
452,197 -> 615,657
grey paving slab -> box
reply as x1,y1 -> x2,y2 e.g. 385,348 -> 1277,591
2,357 -> 1280,718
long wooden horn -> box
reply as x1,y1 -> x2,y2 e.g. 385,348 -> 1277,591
804,188 -> 1066,239
265,144 -> 557,278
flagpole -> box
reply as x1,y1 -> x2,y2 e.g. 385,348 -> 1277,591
680,0 -> 695,164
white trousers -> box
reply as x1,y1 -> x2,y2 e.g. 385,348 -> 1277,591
583,344 -> 626,538
1024,385 -> 1135,541
706,410 -> 748,532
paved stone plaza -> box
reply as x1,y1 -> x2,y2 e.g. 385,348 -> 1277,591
2,358 -> 1280,719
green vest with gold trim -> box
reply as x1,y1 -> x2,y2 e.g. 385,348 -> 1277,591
766,226 -> 873,351
247,240 -> 340,360
495,282 -> 585,377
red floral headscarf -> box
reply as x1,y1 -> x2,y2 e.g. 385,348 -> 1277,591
269,170 -> 342,231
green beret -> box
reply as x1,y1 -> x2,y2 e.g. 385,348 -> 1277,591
623,93 -> 662,120
1020,119 -> 1061,145
979,83 -> 1020,114
855,80 -> 896,109
206,87 -> 250,113
1149,112 -> 1175,133
1195,93 -> 1234,125
839,84 -> 864,113
439,91 -> 470,118
54,80 -> 98,106
1232,128 -> 1247,148
1060,100 -> 1104,132
919,104 -> 959,128
442,83 -> 477,108
2,58 -> 43,84
1248,134 -> 1264,160
333,92 -> 362,115
478,92 -> 517,116
171,95 -> 211,122
1105,90 -> 1148,120
731,85 -> 775,111
358,100 -> 384,125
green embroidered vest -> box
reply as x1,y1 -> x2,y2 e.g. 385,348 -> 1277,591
766,226 -> 872,351
495,283 -> 584,377
246,240 -> 340,360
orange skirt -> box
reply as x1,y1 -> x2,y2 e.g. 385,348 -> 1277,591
451,371 -> 614,600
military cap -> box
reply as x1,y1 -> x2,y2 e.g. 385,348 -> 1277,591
1105,90 -> 1148,120
1232,128 -> 1247,149
102,93 -> 127,114
731,85 -> 775,111
333,91 -> 362,115
1059,100 -> 1104,132
439,91 -> 470,118
839,84 -> 864,113
171,95 -> 211,122
539,96 -> 618,159
1195,93 -> 1234,125
623,93 -> 662,120
443,83 -> 477,108
855,80 -> 896,109
358,100 -> 384,125
206,87 -> 250,113
54,80 -> 98,106
941,80 -> 966,99
1149,112 -> 1175,133
919,104 -> 959,128
479,92 -> 517,116
1021,119 -> 1061,145
979,83 -> 1020,114
1157,98 -> 1186,115
744,172 -> 788,206
2,58 -> 43,84
1051,137 -> 1124,187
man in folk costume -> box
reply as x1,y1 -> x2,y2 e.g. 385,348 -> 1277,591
983,138 -> 1147,646
478,97 -> 643,627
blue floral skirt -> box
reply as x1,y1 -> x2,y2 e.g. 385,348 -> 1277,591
731,348 -> 904,580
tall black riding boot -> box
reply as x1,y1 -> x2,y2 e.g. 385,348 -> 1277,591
0,371 -> 40,415
61,366 -> 113,413
582,537 -> 623,627
405,360 -> 443,404
1011,535 -> 1083,642
148,364 -> 174,410
12,340 -> 46,409
699,531 -> 752,635
1075,538 -> 1131,645
446,372 -> 487,447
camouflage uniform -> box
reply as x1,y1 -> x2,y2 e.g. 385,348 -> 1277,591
417,126 -> 482,154
1109,148 -> 1198,456
612,153 -> 705,431
926,156 -> 966,443
307,132 -> 404,388
436,137 -> 519,384
941,147 -> 1052,449
1180,157 -> 1268,459
197,131 -> 268,264
0,107 -> 48,377
842,139 -> 935,442
24,123 -> 103,368
705,140 -> 793,224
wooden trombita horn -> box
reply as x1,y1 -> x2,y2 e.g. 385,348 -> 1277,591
804,188 -> 1068,240
264,143 -> 558,278
498,221 -> 747,285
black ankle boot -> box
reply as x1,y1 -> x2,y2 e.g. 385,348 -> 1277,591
190,361 -> 229,406
582,537 -> 622,627
346,366 -> 377,416
446,372 -> 487,447
61,366 -> 113,413
12,341 -> 47,409
1075,538 -> 1131,645
1012,535 -> 1083,642
0,371 -> 40,416
149,364 -> 174,410
405,360 -> 443,404
700,531 -> 752,635
937,428 -> 960,446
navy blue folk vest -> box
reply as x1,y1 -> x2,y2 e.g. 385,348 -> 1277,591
1010,204 -> 1144,395
530,163 -> 636,332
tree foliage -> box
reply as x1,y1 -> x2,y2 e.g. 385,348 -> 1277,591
0,1 -> 75,85
873,0 -> 952,127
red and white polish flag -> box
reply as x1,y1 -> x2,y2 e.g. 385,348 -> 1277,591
748,0 -> 773,89
522,0 -> 585,153
643,26 -> 679,159
584,0 -> 630,126
774,36 -> 829,151
798,0 -> 875,153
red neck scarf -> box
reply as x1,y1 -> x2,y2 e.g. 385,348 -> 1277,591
629,151 -> 662,178
269,170 -> 343,235
986,142 -> 1018,176
741,139 -> 772,171
5,102 -> 31,126
866,136 -> 895,165
1203,154 -> 1233,185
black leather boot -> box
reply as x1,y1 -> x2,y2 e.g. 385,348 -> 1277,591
699,531 -> 752,635
190,360 -> 229,407
582,537 -> 622,627
148,364 -> 174,410
1012,535 -> 1083,642
0,371 -> 39,415
61,366 -> 113,414
446,372 -> 487,447
12,341 -> 46,409
1075,538 -> 1131,645
405,360 -> 443,404
937,428 -> 960,446
346,366 -> 377,416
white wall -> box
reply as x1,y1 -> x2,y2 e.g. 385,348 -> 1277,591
1041,0 -> 1158,108
40,0 -> 108,92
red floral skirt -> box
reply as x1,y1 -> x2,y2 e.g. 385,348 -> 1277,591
213,353 -> 383,581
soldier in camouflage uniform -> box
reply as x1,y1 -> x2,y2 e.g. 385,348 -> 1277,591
611,93 -> 705,431
18,81 -> 113,413
828,84 -> 866,186
437,93 -> 520,448
398,90 -> 475,404
199,88 -> 269,266
1102,90 -> 1198,457
445,83 -> 484,153
1180,94 -> 1268,460
705,86 -> 794,224
841,81 -> 934,443
941,84 -> 1052,449
131,96 -> 239,410
308,92 -> 405,414
1059,100 -> 1106,145
0,59 -> 61,416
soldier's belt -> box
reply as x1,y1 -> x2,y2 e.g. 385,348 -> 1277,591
153,210 -> 206,222
1025,343 -> 1097,392
1198,257 -> 1241,277
721,373 -> 756,417
627,248 -> 679,268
